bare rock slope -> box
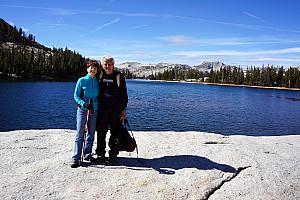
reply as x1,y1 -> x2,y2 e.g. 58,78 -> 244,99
0,130 -> 299,200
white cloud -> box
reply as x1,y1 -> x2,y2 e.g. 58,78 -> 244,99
93,18 -> 120,31
48,8 -> 79,16
158,35 -> 192,45
170,47 -> 300,57
0,4 -> 80,16
8,21 -> 14,26
130,25 -> 149,29
163,47 -> 300,66
170,50 -> 249,57
268,47 -> 300,54
251,57 -> 300,62
158,35 -> 300,46
36,22 -> 67,27
2,3 -> 299,34
243,11 -> 262,21
21,27 -> 29,32
6,22 -> 29,32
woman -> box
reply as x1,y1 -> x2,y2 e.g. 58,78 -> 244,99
71,60 -> 99,168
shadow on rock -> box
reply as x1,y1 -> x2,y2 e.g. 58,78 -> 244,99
89,155 -> 236,175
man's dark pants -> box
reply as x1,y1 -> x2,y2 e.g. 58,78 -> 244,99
96,109 -> 121,158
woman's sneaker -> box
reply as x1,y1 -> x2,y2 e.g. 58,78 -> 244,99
70,160 -> 80,168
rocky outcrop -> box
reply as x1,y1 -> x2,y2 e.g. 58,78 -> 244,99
116,61 -> 230,78
0,130 -> 299,199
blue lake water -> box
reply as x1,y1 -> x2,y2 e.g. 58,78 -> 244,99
0,80 -> 299,136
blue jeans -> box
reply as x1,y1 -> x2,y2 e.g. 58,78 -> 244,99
72,108 -> 97,161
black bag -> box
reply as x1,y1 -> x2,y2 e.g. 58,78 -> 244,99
118,118 -> 137,152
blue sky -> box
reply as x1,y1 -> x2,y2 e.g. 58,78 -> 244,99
1,0 -> 300,67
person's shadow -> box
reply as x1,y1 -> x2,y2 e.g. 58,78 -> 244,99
89,155 -> 236,175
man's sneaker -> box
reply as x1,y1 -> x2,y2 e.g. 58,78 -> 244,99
95,153 -> 106,160
94,155 -> 106,162
96,152 -> 106,158
107,153 -> 118,162
70,160 -> 80,168
108,150 -> 119,158
84,155 -> 97,162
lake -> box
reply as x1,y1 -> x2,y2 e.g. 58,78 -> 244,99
0,80 -> 299,136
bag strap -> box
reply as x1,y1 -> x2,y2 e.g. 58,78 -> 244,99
116,73 -> 120,88
99,71 -> 104,80
123,118 -> 142,162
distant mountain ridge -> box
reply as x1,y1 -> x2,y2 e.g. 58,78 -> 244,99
116,61 -> 229,78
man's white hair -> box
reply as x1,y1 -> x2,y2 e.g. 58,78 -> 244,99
101,55 -> 115,65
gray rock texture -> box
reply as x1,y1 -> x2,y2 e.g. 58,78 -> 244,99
0,130 -> 299,200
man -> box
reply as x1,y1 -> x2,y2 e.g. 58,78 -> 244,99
96,55 -> 128,160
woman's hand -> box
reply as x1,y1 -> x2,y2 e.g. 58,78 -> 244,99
120,110 -> 126,121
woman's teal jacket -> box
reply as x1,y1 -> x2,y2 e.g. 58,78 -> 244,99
74,74 -> 99,111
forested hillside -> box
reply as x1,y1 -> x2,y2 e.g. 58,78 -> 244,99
0,18 -> 87,80
208,65 -> 300,88
145,65 -> 300,88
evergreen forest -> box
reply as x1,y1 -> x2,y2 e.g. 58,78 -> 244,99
146,65 -> 300,88
0,18 -> 87,80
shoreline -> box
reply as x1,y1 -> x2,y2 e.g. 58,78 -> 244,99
1,75 -> 300,91
137,79 -> 300,91
197,82 -> 300,91
0,76 -> 300,91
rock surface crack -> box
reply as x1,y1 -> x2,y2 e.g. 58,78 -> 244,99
204,166 -> 251,200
